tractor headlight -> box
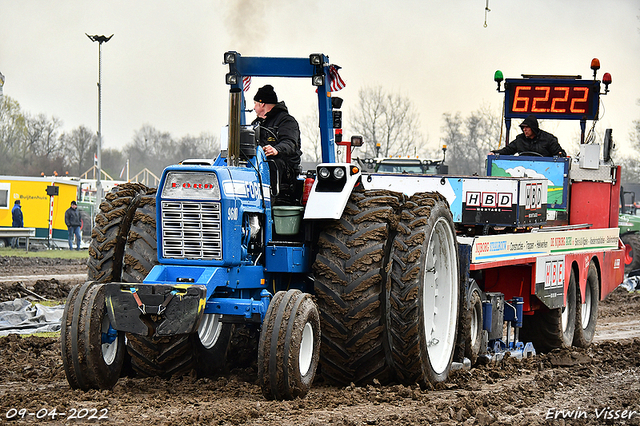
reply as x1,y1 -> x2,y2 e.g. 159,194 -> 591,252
318,167 -> 331,179
226,73 -> 238,85
314,165 -> 351,193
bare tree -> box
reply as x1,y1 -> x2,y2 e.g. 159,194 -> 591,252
62,126 -> 97,176
300,109 -> 321,163
441,105 -> 501,175
440,112 -> 463,173
124,125 -> 174,177
618,119 -> 640,183
0,96 -> 26,169
350,86 -> 424,158
25,113 -> 62,158
174,132 -> 219,162
101,147 -> 126,180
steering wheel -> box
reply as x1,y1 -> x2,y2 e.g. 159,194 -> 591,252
516,151 -> 544,157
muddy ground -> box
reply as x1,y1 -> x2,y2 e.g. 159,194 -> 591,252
1,257 -> 640,425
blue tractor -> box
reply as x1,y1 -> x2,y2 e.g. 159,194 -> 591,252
61,52 -> 464,399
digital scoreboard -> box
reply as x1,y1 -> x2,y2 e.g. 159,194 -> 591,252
503,79 -> 600,121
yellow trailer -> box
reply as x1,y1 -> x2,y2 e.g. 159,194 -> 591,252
0,176 -> 80,247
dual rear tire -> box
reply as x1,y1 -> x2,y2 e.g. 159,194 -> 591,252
313,190 -> 461,388
388,192 -> 460,385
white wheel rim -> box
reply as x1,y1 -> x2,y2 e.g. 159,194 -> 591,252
423,217 -> 458,375
581,280 -> 592,329
299,322 -> 314,376
101,315 -> 118,365
561,300 -> 570,332
470,298 -> 480,346
198,314 -> 223,349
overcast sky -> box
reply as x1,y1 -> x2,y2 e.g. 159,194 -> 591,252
1,0 -> 639,160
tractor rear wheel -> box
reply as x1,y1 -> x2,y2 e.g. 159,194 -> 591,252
573,261 -> 599,348
521,267 -> 577,352
88,183 -> 152,283
313,189 -> 402,386
258,290 -> 320,400
194,313 -> 233,377
388,192 -> 460,385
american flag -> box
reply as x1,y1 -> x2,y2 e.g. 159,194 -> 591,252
242,76 -> 251,92
329,65 -> 346,92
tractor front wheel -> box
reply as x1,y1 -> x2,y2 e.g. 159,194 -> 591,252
258,290 -> 321,400
61,282 -> 125,390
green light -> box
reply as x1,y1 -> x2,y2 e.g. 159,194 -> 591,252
494,70 -> 504,82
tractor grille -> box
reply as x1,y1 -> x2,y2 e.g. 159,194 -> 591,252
161,201 -> 222,260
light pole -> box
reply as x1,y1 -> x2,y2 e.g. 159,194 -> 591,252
86,33 -> 113,219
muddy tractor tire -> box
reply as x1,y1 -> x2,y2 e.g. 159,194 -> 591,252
88,183 -> 153,283
573,261 -> 600,348
313,189 -> 402,386
388,192 -> 461,386
61,282 -> 83,389
258,290 -> 321,400
61,281 -> 127,391
521,267 -> 577,352
622,233 -> 640,274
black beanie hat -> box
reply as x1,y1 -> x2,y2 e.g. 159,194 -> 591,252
254,85 -> 278,104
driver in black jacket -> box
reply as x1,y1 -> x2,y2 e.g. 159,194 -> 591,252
252,84 -> 302,204
491,114 -> 566,157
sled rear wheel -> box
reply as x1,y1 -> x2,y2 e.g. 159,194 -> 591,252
521,267 -> 577,352
573,261 -> 599,348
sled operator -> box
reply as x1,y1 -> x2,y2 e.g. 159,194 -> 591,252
491,114 -> 566,157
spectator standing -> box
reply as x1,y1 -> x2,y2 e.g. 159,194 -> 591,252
65,201 -> 82,250
11,199 -> 23,249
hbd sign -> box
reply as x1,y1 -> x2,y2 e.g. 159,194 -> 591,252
465,192 -> 513,209
525,183 -> 543,210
